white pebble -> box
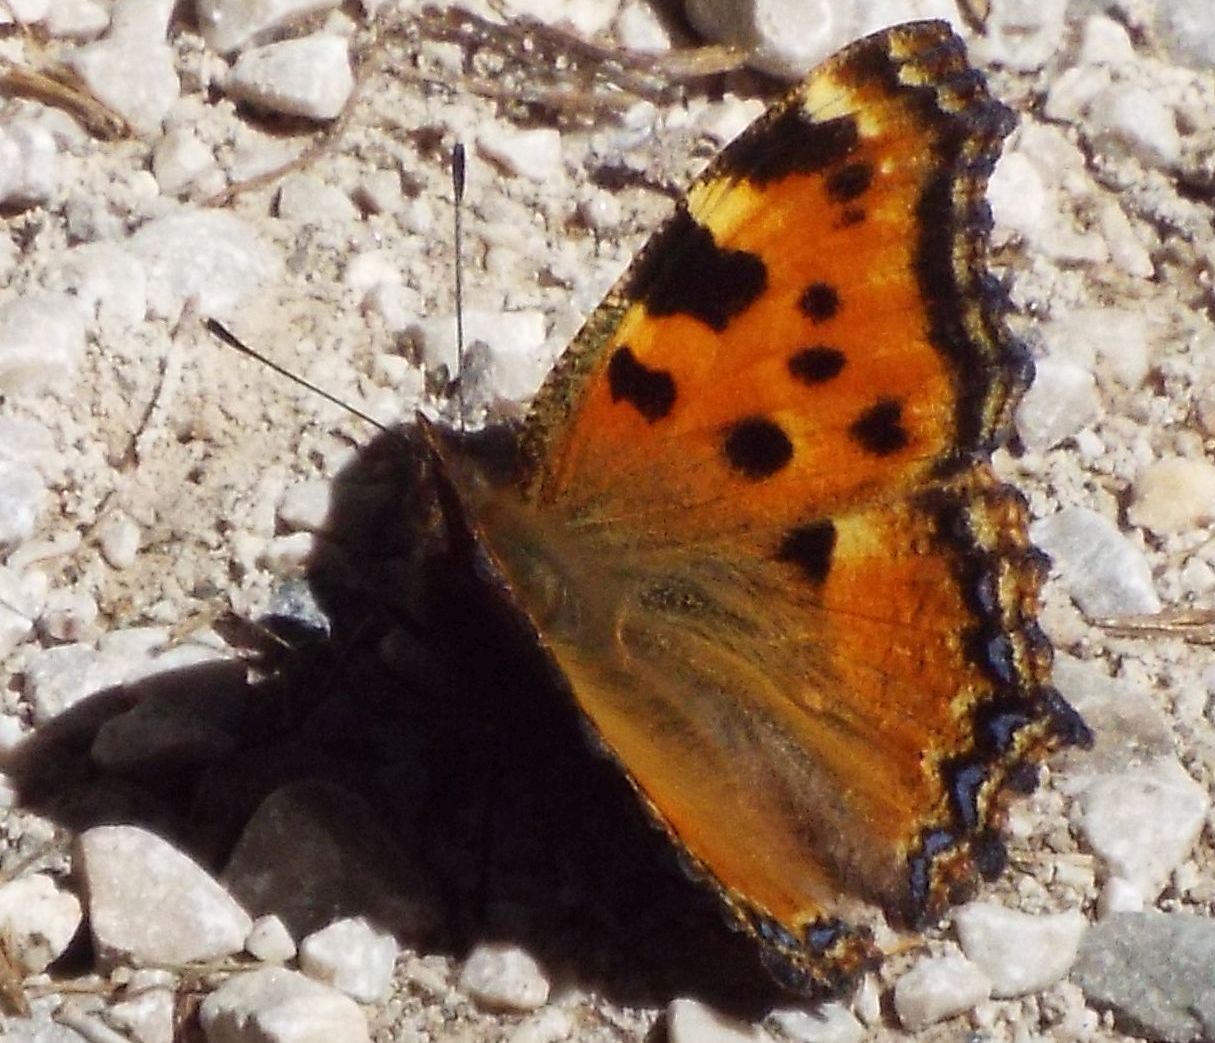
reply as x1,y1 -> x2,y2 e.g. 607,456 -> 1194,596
1155,0 -> 1215,68
477,125 -> 564,182
615,0 -> 671,52
684,0 -> 852,80
77,825 -> 253,967
1097,875 -> 1145,917
507,1008 -> 576,1043
343,250 -> 402,295
1088,84 -> 1182,169
0,117 -> 61,208
1127,457 -> 1215,536
129,210 -> 281,321
65,0 -> 179,136
97,510 -> 142,569
1077,758 -> 1210,902
0,0 -> 49,21
261,532 -> 314,573
276,172 -> 359,225
1030,507 -> 1161,618
409,309 -> 547,387
1079,14 -> 1136,65
23,643 -> 127,725
0,873 -> 83,973
298,917 -> 397,1003
0,564 -> 50,659
893,952 -> 992,1030
277,481 -> 333,533
199,966 -> 370,1043
152,128 -> 218,197
40,587 -> 100,642
1015,357 -> 1100,454
666,997 -> 773,1043
107,985 -> 174,1043
0,459 -> 46,552
988,151 -> 1048,247
53,242 -> 148,330
228,35 -> 355,121
0,292 -> 87,393
458,943 -> 550,1012
969,0 -> 1068,71
954,903 -> 1087,998
246,915 -> 297,963
197,0 -> 342,52
769,1001 -> 864,1043
45,0 -> 110,37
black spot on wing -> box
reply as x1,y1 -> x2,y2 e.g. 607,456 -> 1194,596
849,398 -> 909,456
776,521 -> 837,583
607,346 -> 675,422
799,283 -> 839,323
788,346 -> 845,385
826,161 -> 873,203
723,416 -> 793,480
628,209 -> 766,332
720,110 -> 860,186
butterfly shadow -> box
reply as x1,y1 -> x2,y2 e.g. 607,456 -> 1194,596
4,422 -> 799,1018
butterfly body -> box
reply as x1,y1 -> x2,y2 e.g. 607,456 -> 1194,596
431,20 -> 1091,992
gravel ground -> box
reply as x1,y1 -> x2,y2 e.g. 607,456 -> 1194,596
1,0 -> 1215,1042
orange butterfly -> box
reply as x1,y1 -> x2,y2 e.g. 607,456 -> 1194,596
424,20 -> 1091,992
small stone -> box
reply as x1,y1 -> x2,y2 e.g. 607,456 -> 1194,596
476,125 -> 564,182
0,873 -> 83,973
1042,307 -> 1154,390
197,0 -> 342,52
343,250 -> 401,295
954,903 -> 1087,998
851,975 -> 881,1028
45,0 -> 110,36
1076,758 -> 1209,902
0,459 -> 46,552
90,661 -> 248,773
0,292 -> 87,394
199,966 -> 370,1043
351,170 -> 402,215
246,915 -> 296,963
615,0 -> 671,51
64,0 -> 179,136
0,117 -> 61,209
1079,14 -> 1135,65
893,952 -> 992,1030
152,128 -> 218,197
0,565 -> 44,661
261,532 -> 313,573
769,1001 -> 864,1043
96,510 -> 141,569
409,309 -> 547,391
989,151 -> 1048,247
223,780 -> 435,940
277,481 -> 333,533
1030,507 -> 1161,618
1127,457 -> 1215,536
23,644 -> 127,725
1098,876 -> 1146,917
1156,0 -> 1215,68
667,998 -> 772,1043
298,917 -> 397,1003
107,985 -> 174,1043
52,242 -> 148,330
77,825 -> 253,967
1088,84 -> 1182,169
40,588 -> 100,643
228,35 -> 354,121
1072,911 -> 1215,1043
969,0 -> 1067,70
129,211 -> 281,322
276,173 -> 360,225
1015,357 -> 1100,454
458,943 -> 550,1012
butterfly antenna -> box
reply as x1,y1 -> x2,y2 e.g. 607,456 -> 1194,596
452,140 -> 467,433
204,318 -> 396,439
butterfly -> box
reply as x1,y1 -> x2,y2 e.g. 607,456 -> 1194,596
421,20 -> 1092,993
